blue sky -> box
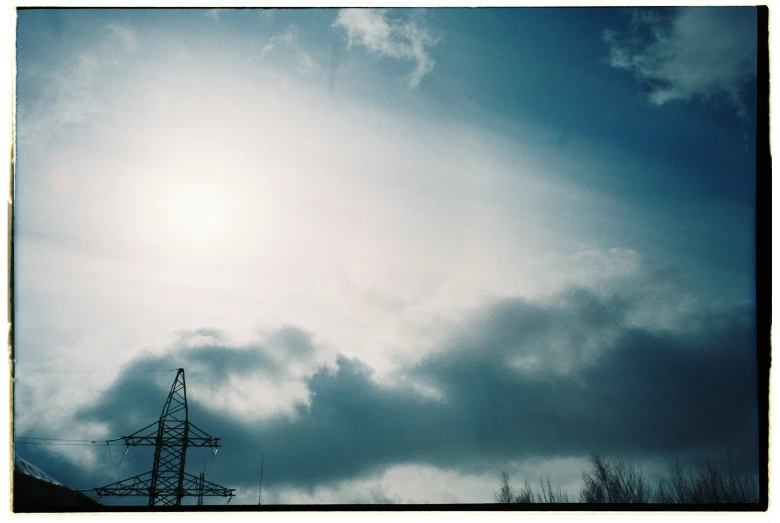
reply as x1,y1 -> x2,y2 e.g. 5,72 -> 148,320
12,7 -> 760,505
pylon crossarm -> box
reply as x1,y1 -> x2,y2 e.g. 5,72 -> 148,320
116,421 -> 219,447
83,471 -> 234,499
121,435 -> 219,446
188,423 -> 221,448
186,437 -> 220,447
117,420 -> 158,445
181,471 -> 236,497
82,471 -> 154,497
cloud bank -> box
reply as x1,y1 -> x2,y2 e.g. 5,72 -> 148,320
603,8 -> 757,109
29,276 -> 756,503
334,8 -> 438,88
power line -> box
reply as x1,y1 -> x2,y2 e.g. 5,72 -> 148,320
14,368 -> 178,374
15,436 -> 136,446
100,446 -> 129,503
14,441 -> 101,447
15,437 -> 98,442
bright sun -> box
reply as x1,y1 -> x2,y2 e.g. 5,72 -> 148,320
168,185 -> 224,245
178,189 -> 218,231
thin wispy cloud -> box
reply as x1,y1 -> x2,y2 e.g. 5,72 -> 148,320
205,8 -> 222,23
603,8 -> 757,110
18,52 -> 105,147
261,26 -> 317,75
17,23 -> 142,148
261,27 -> 297,54
106,23 -> 137,52
334,8 -> 438,89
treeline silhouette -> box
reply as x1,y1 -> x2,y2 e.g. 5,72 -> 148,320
496,454 -> 759,504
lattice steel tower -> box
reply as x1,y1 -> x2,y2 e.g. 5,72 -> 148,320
87,368 -> 235,506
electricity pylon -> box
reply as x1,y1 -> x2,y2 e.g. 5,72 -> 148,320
87,368 -> 235,506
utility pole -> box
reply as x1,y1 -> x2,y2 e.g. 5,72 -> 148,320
85,369 -> 235,506
258,453 -> 264,505
197,470 -> 206,506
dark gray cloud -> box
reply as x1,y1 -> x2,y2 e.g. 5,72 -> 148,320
409,291 -> 757,469
22,288 -> 759,503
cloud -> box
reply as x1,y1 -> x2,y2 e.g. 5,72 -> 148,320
261,27 -> 297,54
17,23 -> 139,147
24,276 -> 756,503
603,7 -> 757,110
106,23 -> 137,52
205,9 -> 222,23
413,293 -> 757,464
17,52 -> 104,147
334,8 -> 438,88
265,463 -> 500,504
260,26 -> 318,76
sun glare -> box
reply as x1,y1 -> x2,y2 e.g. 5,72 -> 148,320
176,188 -> 218,233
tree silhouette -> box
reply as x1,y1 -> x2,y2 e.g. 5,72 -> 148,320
495,453 -> 759,504
579,454 -> 652,503
656,458 -> 758,503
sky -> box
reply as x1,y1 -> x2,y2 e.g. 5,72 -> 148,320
10,6 -> 762,506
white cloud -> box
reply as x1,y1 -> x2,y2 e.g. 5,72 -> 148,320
205,8 -> 222,23
261,26 -> 317,75
297,52 -> 316,74
603,8 -> 757,109
535,247 -> 729,336
106,23 -> 137,52
262,464 -> 500,504
17,52 -> 104,147
18,24 -> 140,147
261,27 -> 297,54
334,8 -> 438,89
